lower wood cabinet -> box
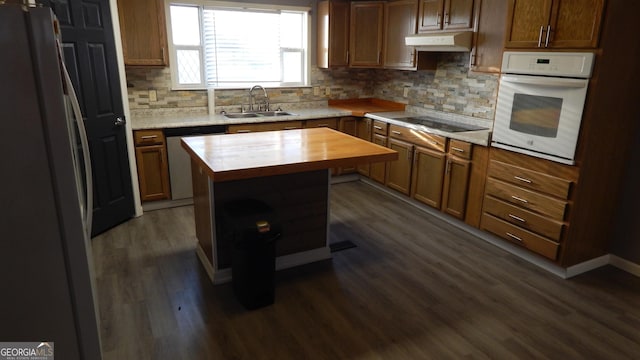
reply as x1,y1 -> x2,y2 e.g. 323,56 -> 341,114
370,133 -> 388,183
442,154 -> 471,219
441,139 -> 472,219
480,147 -> 578,262
134,129 -> 170,201
386,137 -> 413,194
411,146 -> 446,208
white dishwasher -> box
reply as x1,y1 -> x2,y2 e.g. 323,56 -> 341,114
165,125 -> 226,200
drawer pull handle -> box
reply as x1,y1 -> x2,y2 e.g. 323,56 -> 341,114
514,176 -> 532,184
508,214 -> 526,223
391,130 -> 402,135
374,125 -> 383,130
283,127 -> 298,130
236,130 -> 251,133
427,139 -> 438,146
511,195 -> 528,204
317,124 -> 329,127
451,146 -> 465,153
506,232 -> 523,242
141,135 -> 158,140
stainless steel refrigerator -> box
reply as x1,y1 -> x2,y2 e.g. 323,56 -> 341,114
0,4 -> 102,359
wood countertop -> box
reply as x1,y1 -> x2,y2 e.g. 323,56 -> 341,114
181,127 -> 398,182
328,98 -> 406,117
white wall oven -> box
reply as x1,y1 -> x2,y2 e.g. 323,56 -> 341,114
492,52 -> 595,165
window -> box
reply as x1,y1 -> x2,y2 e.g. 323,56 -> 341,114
167,2 -> 309,89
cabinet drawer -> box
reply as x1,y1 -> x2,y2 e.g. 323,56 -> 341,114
134,129 -> 165,146
488,160 -> 572,199
483,195 -> 564,241
481,213 -> 559,261
389,124 -> 446,152
228,121 -> 303,133
306,118 -> 338,129
448,139 -> 472,160
372,120 -> 388,135
485,178 -> 567,221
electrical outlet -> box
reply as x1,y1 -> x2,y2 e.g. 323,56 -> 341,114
403,87 -> 410,97
325,87 -> 331,96
313,86 -> 320,96
149,89 -> 157,102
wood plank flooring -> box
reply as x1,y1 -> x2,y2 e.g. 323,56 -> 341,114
93,181 -> 640,359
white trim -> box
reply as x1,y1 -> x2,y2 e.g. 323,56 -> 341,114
110,0 -> 143,217
565,255 -> 610,278
610,255 -> 640,277
196,244 -> 216,281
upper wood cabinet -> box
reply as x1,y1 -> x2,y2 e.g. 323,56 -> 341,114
318,0 -> 350,68
384,0 -> 419,70
350,2 -> 385,67
117,0 -> 168,66
504,0 -> 605,49
418,0 -> 475,32
469,0 -> 508,73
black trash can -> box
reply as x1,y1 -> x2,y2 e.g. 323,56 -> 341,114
223,199 -> 280,310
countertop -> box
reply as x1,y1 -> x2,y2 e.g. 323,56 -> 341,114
131,100 -> 492,147
366,110 -> 493,146
181,127 -> 398,182
130,107 -> 353,130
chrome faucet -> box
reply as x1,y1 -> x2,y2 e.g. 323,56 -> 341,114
249,85 -> 269,112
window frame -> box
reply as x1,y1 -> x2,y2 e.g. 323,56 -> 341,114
164,0 -> 311,90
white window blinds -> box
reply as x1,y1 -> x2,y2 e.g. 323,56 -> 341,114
168,3 -> 308,89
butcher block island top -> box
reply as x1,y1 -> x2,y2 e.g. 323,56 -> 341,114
181,127 -> 398,182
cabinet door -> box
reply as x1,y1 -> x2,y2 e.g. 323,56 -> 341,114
505,0 -> 604,49
443,0 -> 475,30
117,0 -> 168,66
411,146 -> 446,208
442,155 -> 471,219
384,0 -> 418,69
136,145 -> 170,201
470,0 -> 507,73
318,0 -> 351,68
418,0 -> 444,32
547,0 -> 604,48
386,138 -> 414,195
350,2 -> 384,67
370,134 -> 388,183
504,0 -> 553,48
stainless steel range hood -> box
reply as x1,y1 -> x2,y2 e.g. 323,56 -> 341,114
405,31 -> 473,52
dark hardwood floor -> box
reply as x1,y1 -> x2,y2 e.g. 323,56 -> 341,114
93,181 -> 640,359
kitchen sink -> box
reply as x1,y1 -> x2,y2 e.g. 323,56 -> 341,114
255,111 -> 295,116
223,110 -> 296,119
224,113 -> 260,119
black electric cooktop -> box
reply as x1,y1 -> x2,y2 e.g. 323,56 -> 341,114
396,116 -> 488,133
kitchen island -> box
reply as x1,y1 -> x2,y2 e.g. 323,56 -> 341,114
181,127 -> 398,284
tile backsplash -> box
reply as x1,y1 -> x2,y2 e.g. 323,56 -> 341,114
126,52 -> 498,120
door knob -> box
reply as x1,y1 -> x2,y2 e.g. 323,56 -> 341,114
114,117 -> 126,126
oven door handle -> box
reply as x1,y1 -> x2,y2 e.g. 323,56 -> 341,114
501,74 -> 587,88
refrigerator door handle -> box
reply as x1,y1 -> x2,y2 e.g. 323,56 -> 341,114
59,40 -> 93,238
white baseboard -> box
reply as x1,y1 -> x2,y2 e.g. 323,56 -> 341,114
610,255 -> 640,277
565,255 -> 610,278
143,198 -> 194,212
